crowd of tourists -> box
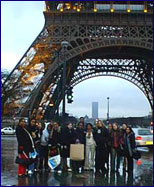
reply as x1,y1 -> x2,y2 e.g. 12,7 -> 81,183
16,117 -> 136,177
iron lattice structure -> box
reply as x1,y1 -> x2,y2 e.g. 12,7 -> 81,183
2,1 -> 153,119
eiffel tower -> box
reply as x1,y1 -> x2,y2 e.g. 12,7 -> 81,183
2,1 -> 153,120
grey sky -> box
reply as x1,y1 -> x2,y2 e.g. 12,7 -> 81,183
65,77 -> 151,118
1,1 -> 151,118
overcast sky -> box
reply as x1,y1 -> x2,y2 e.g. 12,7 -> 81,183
1,1 -> 151,118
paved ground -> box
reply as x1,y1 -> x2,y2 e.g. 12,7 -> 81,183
1,135 -> 153,186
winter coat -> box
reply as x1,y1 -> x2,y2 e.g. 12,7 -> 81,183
49,129 -> 61,146
16,126 -> 34,154
93,127 -> 108,147
124,132 -> 136,157
107,129 -> 112,147
27,124 -> 36,135
34,128 -> 43,146
59,127 -> 76,158
74,128 -> 86,144
59,127 -> 76,146
27,125 -> 38,144
93,127 -> 108,162
40,124 -> 51,146
121,129 -> 126,136
110,129 -> 124,148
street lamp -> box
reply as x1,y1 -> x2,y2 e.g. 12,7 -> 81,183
107,97 -> 110,124
55,49 -> 60,116
61,41 -> 69,117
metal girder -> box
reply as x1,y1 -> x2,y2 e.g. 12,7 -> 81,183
46,25 -> 153,45
2,3 -> 153,118
68,58 -> 153,109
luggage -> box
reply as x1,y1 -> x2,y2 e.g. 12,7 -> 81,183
70,144 -> 84,161
15,156 -> 34,167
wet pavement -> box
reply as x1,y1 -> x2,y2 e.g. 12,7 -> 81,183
1,136 -> 153,186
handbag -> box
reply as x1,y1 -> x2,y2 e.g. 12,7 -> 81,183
49,146 -> 59,157
70,144 -> 84,161
132,149 -> 141,160
15,156 -> 34,167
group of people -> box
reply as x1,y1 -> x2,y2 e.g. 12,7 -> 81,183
16,117 -> 136,177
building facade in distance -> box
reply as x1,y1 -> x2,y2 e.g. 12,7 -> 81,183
92,102 -> 98,119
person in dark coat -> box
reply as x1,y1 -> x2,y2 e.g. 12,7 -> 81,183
75,122 -> 85,144
27,119 -> 37,140
111,123 -> 124,172
121,123 -> 128,171
27,118 -> 37,174
33,121 -> 43,172
16,118 -> 34,177
93,120 -> 108,174
49,122 -> 61,173
106,123 -> 113,170
59,122 -> 76,171
49,122 -> 60,147
72,122 -> 86,172
34,121 -> 43,151
124,126 -> 136,172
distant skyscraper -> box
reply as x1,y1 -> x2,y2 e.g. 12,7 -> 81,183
92,102 -> 98,119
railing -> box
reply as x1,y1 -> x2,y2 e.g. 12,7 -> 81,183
45,1 -> 153,14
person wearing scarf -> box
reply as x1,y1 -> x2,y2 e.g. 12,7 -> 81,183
124,126 -> 136,172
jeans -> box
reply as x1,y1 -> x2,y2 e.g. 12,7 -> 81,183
111,147 -> 120,171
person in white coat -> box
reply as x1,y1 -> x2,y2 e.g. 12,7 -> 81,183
84,123 -> 96,170
39,123 -> 52,172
